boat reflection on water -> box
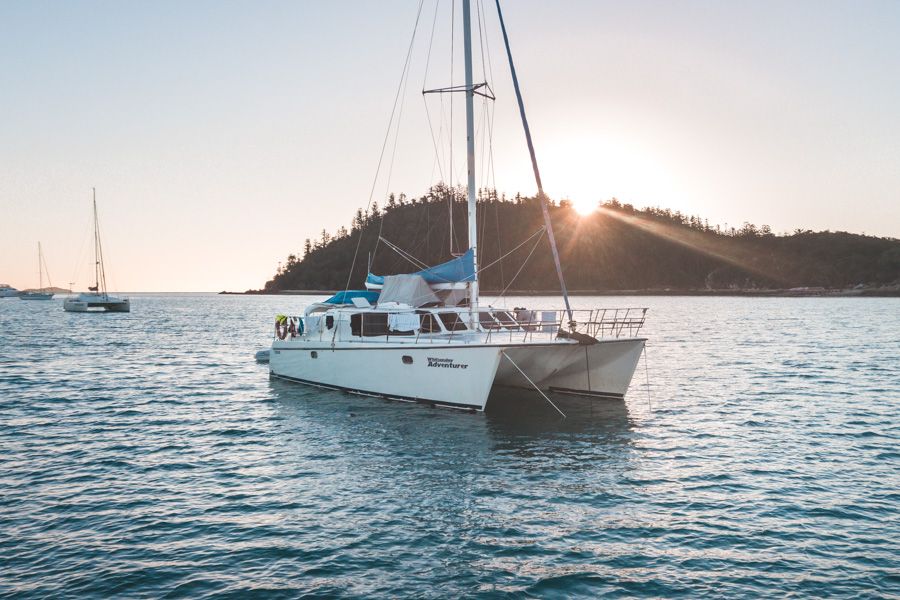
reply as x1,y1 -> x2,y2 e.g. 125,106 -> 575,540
486,387 -> 633,432
266,377 -> 636,464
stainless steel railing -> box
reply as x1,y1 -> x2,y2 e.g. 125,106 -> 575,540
276,307 -> 647,344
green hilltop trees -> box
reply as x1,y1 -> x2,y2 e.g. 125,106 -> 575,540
265,187 -> 900,293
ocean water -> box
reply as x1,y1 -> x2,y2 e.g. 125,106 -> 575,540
1,294 -> 898,598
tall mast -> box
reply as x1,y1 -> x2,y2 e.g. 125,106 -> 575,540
92,188 -> 108,297
462,0 -> 479,312
93,188 -> 100,294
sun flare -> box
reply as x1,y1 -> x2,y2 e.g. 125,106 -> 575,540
571,198 -> 599,215
540,135 -> 682,218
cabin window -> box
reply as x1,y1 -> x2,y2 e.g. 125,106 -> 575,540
438,312 -> 468,331
310,351 -> 318,359
419,312 -> 441,334
385,313 -> 415,336
325,315 -> 334,329
402,355 -> 413,365
350,313 -> 390,337
479,311 -> 501,330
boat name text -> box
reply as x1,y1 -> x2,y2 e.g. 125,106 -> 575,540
427,357 -> 469,370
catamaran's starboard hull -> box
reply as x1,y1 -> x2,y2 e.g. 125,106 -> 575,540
497,338 -> 646,399
64,298 -> 130,312
269,343 -> 503,410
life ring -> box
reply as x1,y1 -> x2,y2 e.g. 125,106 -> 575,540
288,317 -> 297,338
275,315 -> 289,340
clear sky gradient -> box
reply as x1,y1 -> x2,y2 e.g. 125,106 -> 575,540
2,0 -> 898,292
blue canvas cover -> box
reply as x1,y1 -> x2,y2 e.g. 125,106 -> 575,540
323,290 -> 380,304
366,248 -> 475,286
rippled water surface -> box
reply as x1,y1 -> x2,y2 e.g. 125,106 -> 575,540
1,294 -> 898,598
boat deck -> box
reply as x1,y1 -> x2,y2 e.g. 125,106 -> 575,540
275,307 -> 647,346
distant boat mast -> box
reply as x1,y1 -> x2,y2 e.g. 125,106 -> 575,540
91,188 -> 108,298
37,241 -> 44,292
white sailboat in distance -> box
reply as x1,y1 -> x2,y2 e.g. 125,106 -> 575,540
20,242 -> 55,300
64,189 -> 130,313
267,0 -> 648,413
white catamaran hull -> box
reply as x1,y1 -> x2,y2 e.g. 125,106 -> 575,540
270,342 -> 504,410
270,337 -> 645,410
64,296 -> 130,312
498,338 -> 645,399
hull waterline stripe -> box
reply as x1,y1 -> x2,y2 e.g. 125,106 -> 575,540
548,386 -> 625,400
269,373 -> 485,412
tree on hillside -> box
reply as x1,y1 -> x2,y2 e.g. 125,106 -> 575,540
262,193 -> 900,292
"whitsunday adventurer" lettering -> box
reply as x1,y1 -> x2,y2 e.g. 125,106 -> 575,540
426,357 -> 469,369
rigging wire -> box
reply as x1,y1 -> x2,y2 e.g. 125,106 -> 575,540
495,228 -> 546,301
422,0 -> 445,183
378,236 -> 430,271
476,0 -> 502,288
495,0 -> 573,321
341,0 -> 426,297
373,8 -> 420,270
477,226 -> 545,274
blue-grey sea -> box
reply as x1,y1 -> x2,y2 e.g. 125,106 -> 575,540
1,294 -> 898,598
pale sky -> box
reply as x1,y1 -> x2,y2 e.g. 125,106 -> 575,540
2,0 -> 899,292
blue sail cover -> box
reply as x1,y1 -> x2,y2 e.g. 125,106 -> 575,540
366,248 -> 475,287
323,290 -> 380,304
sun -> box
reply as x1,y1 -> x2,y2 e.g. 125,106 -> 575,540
540,134 -> 680,218
571,197 -> 598,215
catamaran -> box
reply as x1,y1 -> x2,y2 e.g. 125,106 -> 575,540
64,190 -> 130,313
268,0 -> 647,412
20,242 -> 55,300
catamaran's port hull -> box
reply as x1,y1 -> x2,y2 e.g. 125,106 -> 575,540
270,344 -> 503,410
269,338 -> 645,411
64,299 -> 130,312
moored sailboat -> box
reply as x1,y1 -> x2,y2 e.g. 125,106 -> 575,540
64,189 -> 130,313
268,0 -> 647,412
20,242 -> 55,300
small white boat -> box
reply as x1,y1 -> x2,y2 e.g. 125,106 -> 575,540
64,190 -> 130,313
20,291 -> 54,301
0,284 -> 21,298
20,242 -> 54,301
64,292 -> 130,312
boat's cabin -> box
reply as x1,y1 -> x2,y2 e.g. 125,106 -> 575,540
274,303 -> 557,344
272,279 -> 647,343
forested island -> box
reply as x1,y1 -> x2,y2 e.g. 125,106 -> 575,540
257,185 -> 900,296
